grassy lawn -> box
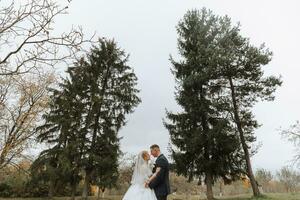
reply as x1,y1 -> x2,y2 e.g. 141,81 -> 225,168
217,193 -> 300,200
1,193 -> 300,200
169,193 -> 300,200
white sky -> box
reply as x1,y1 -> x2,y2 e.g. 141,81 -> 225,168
53,0 -> 300,172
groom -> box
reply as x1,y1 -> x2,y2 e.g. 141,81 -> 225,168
146,144 -> 170,200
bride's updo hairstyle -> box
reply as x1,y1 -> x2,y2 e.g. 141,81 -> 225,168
142,150 -> 150,161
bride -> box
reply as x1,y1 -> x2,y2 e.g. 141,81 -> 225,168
122,151 -> 157,200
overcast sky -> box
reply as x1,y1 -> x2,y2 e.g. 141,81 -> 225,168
55,0 -> 300,171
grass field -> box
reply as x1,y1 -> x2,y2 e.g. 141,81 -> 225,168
1,193 -> 300,200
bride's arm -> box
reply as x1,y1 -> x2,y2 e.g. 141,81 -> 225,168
146,167 -> 161,184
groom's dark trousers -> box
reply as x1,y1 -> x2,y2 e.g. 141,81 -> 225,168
156,196 -> 167,200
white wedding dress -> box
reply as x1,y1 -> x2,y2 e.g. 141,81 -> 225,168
122,152 -> 157,200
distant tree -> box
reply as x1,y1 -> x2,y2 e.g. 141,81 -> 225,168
255,168 -> 273,192
169,172 -> 199,195
165,9 -> 245,200
117,154 -> 136,186
277,167 -> 300,193
0,72 -> 56,170
280,121 -> 300,165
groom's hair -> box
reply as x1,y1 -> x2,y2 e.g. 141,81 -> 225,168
150,144 -> 160,149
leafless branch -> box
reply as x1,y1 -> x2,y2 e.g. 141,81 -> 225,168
0,71 -> 56,169
0,0 -> 94,76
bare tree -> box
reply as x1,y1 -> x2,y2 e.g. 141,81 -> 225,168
277,166 -> 300,193
280,121 -> 300,165
0,71 -> 56,169
0,0 -> 92,76
0,0 -> 93,170
255,168 -> 274,193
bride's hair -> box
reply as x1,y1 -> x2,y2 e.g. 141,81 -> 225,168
131,151 -> 151,185
141,150 -> 149,160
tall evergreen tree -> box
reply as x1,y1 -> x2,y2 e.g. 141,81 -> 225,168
70,39 -> 141,199
214,15 -> 282,197
35,38 -> 140,199
165,9 -> 245,200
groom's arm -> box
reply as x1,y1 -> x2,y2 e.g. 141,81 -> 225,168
148,159 -> 166,189
148,167 -> 161,183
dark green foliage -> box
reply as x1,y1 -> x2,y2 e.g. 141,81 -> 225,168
21,180 -> 50,197
165,9 -> 246,199
0,183 -> 12,197
32,76 -> 84,197
73,39 -> 140,197
214,15 -> 282,149
33,38 -> 140,197
165,8 -> 282,198
211,8 -> 281,197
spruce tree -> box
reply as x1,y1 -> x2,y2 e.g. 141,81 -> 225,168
165,9 -> 245,200
214,15 -> 282,196
71,39 -> 141,199
34,38 -> 140,199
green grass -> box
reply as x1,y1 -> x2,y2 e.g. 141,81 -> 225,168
217,193 -> 300,200
1,193 -> 300,200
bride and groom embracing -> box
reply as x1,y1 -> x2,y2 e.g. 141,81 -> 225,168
122,144 -> 171,200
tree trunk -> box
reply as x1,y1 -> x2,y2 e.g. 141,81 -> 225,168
219,180 -> 224,197
96,186 -> 105,200
82,170 -> 91,200
228,77 -> 261,197
206,172 -> 214,200
70,182 -> 77,200
97,187 -> 101,200
48,180 -> 54,199
101,188 -> 105,199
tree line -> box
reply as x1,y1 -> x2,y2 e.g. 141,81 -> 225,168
2,157 -> 300,198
